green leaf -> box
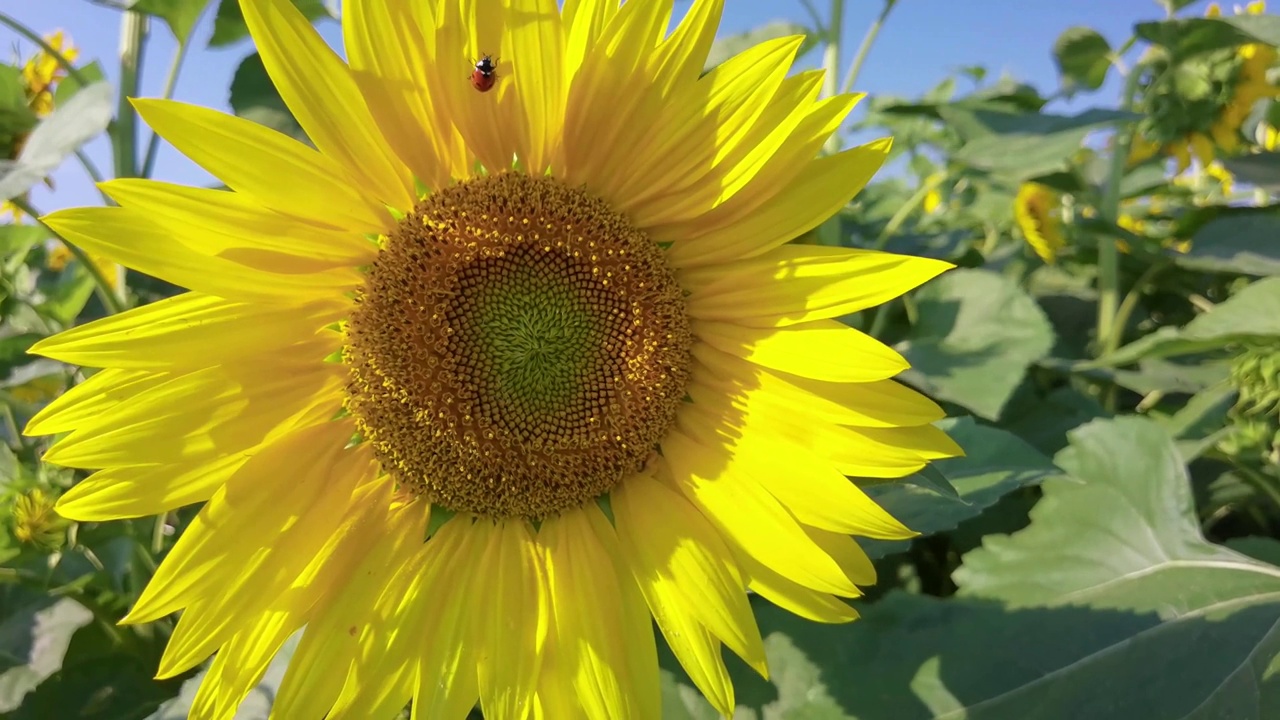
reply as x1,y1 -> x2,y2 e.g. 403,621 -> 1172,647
1157,0 -> 1206,12
0,82 -> 113,203
896,268 -> 1056,420
228,53 -> 307,144
0,589 -> 93,714
39,262 -> 97,326
1171,210 -> 1280,276
1136,14 -> 1280,60
1100,277 -> 1280,365
858,417 -> 1062,559
0,65 -> 38,143
0,332 -> 42,377
51,61 -> 105,107
1224,152 -> 1280,193
703,22 -> 816,73
209,0 -> 331,47
1053,27 -> 1113,91
131,0 -> 213,42
952,109 -> 1138,180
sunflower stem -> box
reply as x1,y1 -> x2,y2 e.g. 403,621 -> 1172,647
140,39 -> 188,178
820,0 -> 844,152
114,11 -> 148,180
840,0 -> 897,96
1096,63 -> 1145,357
10,197 -> 127,315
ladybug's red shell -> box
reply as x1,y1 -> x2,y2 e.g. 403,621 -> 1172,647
471,55 -> 497,93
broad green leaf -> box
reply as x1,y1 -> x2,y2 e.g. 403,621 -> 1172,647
1224,152 -> 1280,193
0,588 -> 92,713
896,268 -> 1056,420
703,21 -> 817,72
228,53 -> 307,144
0,225 -> 46,262
1172,211 -> 1280,276
1000,386 -> 1109,456
663,417 -> 1280,719
0,65 -> 37,143
0,332 -> 42,377
1053,27 -> 1112,91
952,109 -> 1139,180
209,0 -> 331,47
0,82 -> 113,203
1042,355 -> 1232,395
858,417 -> 1062,559
1099,277 -> 1280,365
1136,14 -> 1280,60
132,0 -> 213,43
38,263 -> 97,326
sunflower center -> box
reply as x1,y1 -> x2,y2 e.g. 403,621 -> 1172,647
344,173 -> 693,519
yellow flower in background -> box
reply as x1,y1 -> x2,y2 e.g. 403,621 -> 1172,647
21,29 -> 79,117
922,171 -> 946,214
25,1 -> 958,717
1015,182 -> 1065,263
1132,2 -> 1280,171
10,488 -> 67,550
45,242 -> 120,291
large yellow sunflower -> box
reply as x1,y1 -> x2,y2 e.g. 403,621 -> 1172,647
26,0 -> 958,717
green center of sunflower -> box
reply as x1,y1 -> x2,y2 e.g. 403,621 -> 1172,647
344,173 -> 693,519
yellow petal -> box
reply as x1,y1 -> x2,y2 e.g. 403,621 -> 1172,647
274,498 -> 424,720
507,0 -> 565,174
122,420 -> 357,625
647,0 -> 723,98
682,244 -> 952,327
677,404 -> 915,540
614,471 -> 767,677
29,293 -> 347,369
562,0 -> 617,81
131,98 -> 391,232
475,519 -> 547,720
542,505 -> 654,720
100,179 -> 376,269
411,516 -> 483,720
241,0 -> 413,210
735,549 -> 859,624
343,0 -> 452,188
42,207 -> 362,303
42,358 -> 344,468
693,319 -> 909,382
25,368 -> 162,436
661,430 -> 860,596
55,452 -> 248,521
190,608 -> 298,720
662,136 -> 886,268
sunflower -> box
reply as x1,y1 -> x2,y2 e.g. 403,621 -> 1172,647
1130,1 -> 1280,171
1014,182 -> 1065,263
26,0 -> 958,717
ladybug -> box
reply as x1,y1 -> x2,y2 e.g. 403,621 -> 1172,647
470,54 -> 498,93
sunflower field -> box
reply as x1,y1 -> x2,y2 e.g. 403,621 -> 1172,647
3,0 -> 1280,718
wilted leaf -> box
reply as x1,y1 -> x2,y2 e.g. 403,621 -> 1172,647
209,0 -> 331,47
859,417 -> 1061,558
1100,276 -> 1280,365
228,53 -> 307,144
131,0 -> 213,43
0,82 -> 113,203
1053,27 -> 1112,91
896,268 -> 1056,419
704,21 -> 816,72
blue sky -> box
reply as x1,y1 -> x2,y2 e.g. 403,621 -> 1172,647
9,0 -> 1182,212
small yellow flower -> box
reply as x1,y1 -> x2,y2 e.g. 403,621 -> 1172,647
921,172 -> 945,214
10,488 -> 68,550
21,30 -> 79,117
45,243 -> 120,291
1014,182 -> 1065,263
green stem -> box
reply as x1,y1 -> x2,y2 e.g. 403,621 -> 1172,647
0,12 -> 96,88
873,171 -> 945,251
840,0 -> 897,96
821,0 -> 844,151
74,149 -> 115,206
140,40 -> 188,178
1096,64 -> 1145,357
113,11 -> 148,179
1106,259 -> 1168,355
10,197 -> 126,315
798,0 -> 825,32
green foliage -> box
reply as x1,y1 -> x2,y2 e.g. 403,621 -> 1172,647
5,1 -> 1280,718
